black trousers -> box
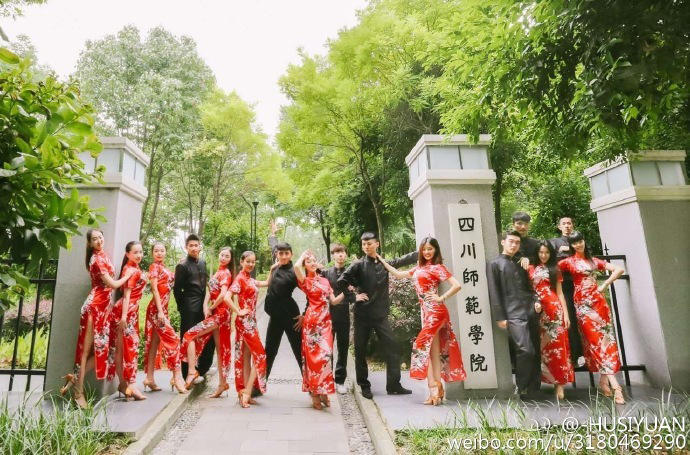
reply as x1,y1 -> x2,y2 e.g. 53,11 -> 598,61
507,316 -> 541,393
353,314 -> 401,390
180,307 -> 215,377
330,304 -> 350,385
562,279 -> 583,361
265,314 -> 302,378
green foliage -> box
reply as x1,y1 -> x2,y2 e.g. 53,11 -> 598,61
0,326 -> 48,368
0,396 -> 128,454
0,47 -> 104,312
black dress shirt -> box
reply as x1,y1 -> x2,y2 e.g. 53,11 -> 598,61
486,253 -> 537,321
173,255 -> 208,313
337,251 -> 417,320
264,262 -> 300,319
550,235 -> 573,281
516,235 -> 540,263
322,266 -> 356,305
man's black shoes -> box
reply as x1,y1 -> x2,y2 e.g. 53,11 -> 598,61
251,387 -> 263,398
386,384 -> 412,395
361,387 -> 373,399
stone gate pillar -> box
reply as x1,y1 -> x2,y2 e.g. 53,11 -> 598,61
584,151 -> 690,392
405,134 -> 513,399
46,137 -> 149,396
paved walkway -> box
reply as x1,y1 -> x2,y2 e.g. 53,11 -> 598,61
170,290 -> 350,455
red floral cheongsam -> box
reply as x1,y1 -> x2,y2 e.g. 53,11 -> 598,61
230,270 -> 267,394
108,262 -> 147,384
558,256 -> 621,374
74,249 -> 115,380
528,264 -> 574,385
181,265 -> 232,380
409,263 -> 466,382
298,274 -> 336,395
143,261 -> 181,371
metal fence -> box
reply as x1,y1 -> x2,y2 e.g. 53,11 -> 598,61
0,259 -> 58,392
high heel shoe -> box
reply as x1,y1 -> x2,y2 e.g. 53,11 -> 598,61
310,393 -> 322,410
436,381 -> 445,402
72,387 -> 88,409
210,383 -> 230,398
184,372 -> 199,390
612,386 -> 626,405
60,374 -> 76,396
170,378 -> 189,394
239,389 -> 251,408
129,386 -> 147,401
598,377 -> 612,397
423,384 -> 441,406
320,394 -> 330,407
118,382 -> 133,401
143,378 -> 161,392
555,385 -> 565,400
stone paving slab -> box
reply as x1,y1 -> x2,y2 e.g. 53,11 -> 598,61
367,370 -> 688,430
172,289 -> 350,455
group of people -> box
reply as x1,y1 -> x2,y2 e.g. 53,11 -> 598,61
58,210 -> 625,410
487,212 -> 626,404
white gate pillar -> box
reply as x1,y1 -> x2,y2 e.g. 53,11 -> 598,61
406,134 -> 513,399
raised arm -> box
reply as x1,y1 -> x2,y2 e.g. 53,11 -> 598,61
256,261 -> 280,287
598,261 -> 624,294
375,253 -> 412,279
388,250 -> 418,268
293,251 -> 307,284
102,271 -> 132,289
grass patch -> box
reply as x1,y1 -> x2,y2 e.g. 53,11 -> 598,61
0,394 -> 129,454
395,391 -> 690,454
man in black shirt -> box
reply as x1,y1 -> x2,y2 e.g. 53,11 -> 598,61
512,211 -> 539,270
549,216 -> 583,364
487,230 -> 541,397
322,243 -> 358,394
337,232 -> 417,399
174,234 -> 214,379
264,224 -> 303,380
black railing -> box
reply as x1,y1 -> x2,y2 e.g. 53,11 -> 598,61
0,259 -> 58,392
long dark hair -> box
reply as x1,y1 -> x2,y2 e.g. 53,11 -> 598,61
530,240 -> 558,290
115,241 -> 141,300
84,229 -> 103,271
219,246 -> 235,278
417,236 -> 443,267
567,231 -> 594,265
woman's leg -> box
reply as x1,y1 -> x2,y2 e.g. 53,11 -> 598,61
77,315 -> 95,393
430,331 -> 442,384
212,329 -> 226,385
186,324 -> 218,379
244,342 -> 257,391
146,331 -> 160,381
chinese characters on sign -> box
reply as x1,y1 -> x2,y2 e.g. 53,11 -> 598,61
448,203 -> 497,389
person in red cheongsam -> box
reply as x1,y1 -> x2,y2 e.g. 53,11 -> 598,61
226,251 -> 279,408
108,241 -> 148,401
181,247 -> 234,397
142,242 -> 188,394
528,241 -> 574,400
293,250 -> 345,410
377,237 -> 465,406
60,229 -> 133,408
559,231 -> 625,404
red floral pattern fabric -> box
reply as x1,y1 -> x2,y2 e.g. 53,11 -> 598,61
528,264 -> 574,385
298,275 -> 336,394
558,256 -> 621,374
143,261 -> 181,371
409,263 -> 466,382
230,270 -> 267,393
108,262 -> 147,383
74,249 -> 115,380
180,266 -> 232,380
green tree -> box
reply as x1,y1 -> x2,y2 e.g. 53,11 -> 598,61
74,25 -> 215,242
0,47 -> 103,311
